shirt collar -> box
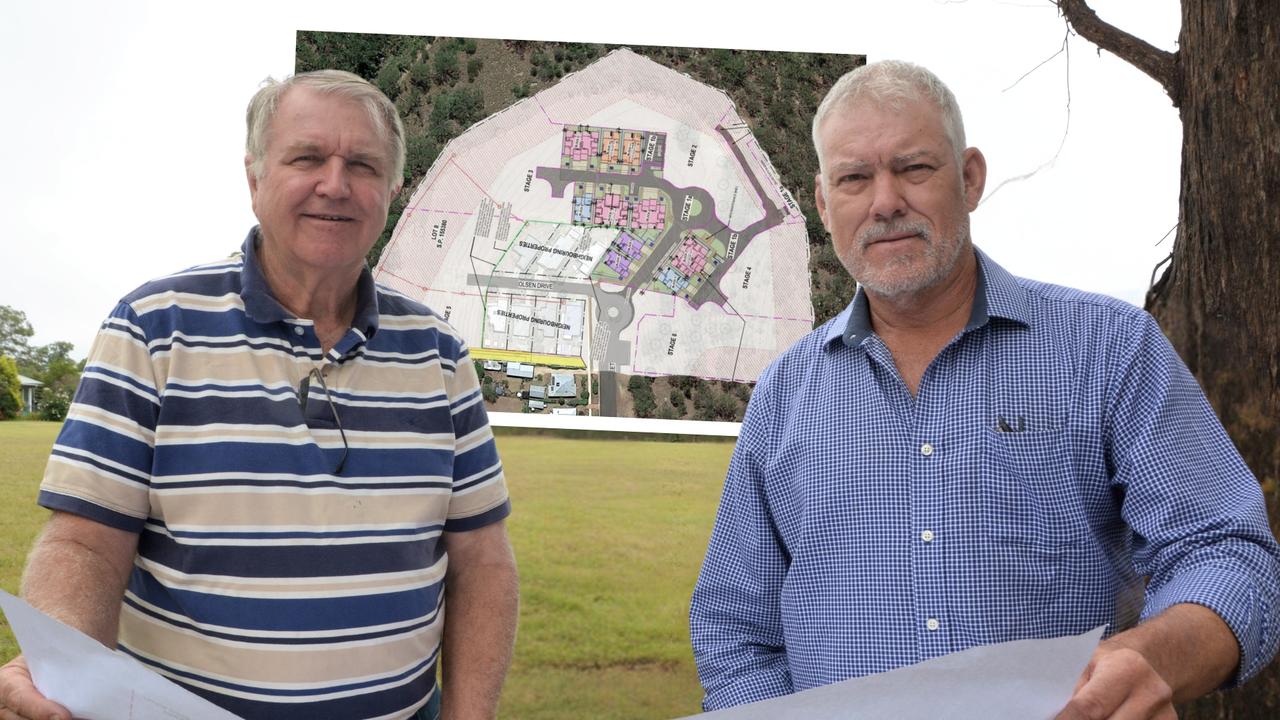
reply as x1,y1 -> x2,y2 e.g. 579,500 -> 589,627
827,246 -> 1031,350
974,246 -> 1031,329
239,227 -> 380,339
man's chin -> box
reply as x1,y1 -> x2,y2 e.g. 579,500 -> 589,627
860,279 -> 930,299
266,236 -> 373,272
855,263 -> 942,299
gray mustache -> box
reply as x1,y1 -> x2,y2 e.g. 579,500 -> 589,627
859,221 -> 932,248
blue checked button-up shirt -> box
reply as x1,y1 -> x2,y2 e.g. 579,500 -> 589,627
690,249 -> 1280,710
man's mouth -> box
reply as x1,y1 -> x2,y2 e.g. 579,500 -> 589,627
864,232 -> 921,250
869,232 -> 918,244
304,213 -> 354,222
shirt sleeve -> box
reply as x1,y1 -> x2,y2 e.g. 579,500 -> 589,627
689,372 -> 793,710
440,333 -> 510,532
1106,310 -> 1280,684
38,301 -> 159,532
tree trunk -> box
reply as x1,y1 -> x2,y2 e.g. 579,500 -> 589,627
1058,1 -> 1280,716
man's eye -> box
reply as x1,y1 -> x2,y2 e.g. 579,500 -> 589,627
291,155 -> 321,165
838,173 -> 867,185
904,164 -> 934,174
350,161 -> 379,176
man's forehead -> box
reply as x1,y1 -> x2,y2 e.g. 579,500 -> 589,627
820,99 -> 950,160
822,95 -> 942,134
267,90 -> 388,158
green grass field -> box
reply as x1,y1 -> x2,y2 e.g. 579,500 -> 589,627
0,421 -> 731,719
0,421 -> 59,660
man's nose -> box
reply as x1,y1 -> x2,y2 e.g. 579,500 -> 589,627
869,173 -> 907,222
315,157 -> 351,198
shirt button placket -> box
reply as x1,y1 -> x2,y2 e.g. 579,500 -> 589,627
917,439 -> 945,650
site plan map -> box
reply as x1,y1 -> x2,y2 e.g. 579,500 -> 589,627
370,47 -> 818,420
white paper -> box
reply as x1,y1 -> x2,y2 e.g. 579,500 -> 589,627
681,625 -> 1105,720
0,590 -> 242,720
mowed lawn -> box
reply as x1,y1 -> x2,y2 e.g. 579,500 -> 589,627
0,421 -> 60,659
0,422 -> 732,719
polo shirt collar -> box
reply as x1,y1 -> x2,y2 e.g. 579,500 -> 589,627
239,227 -> 381,340
829,246 -> 1031,350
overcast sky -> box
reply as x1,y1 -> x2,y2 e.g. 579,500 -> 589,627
2,0 -> 1181,358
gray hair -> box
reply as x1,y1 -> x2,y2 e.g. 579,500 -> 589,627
245,69 -> 406,188
811,60 -> 966,175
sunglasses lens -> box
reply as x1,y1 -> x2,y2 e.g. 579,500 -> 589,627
298,374 -> 311,414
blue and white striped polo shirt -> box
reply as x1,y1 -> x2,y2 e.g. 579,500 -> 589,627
39,229 -> 509,719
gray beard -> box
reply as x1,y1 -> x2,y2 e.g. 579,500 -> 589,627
843,216 -> 970,299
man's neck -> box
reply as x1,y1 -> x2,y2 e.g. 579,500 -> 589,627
256,241 -> 362,351
865,250 -> 979,396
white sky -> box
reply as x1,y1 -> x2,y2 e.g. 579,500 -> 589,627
1,0 -> 1182,358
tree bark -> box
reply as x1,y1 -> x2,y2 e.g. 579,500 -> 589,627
1058,1 -> 1280,717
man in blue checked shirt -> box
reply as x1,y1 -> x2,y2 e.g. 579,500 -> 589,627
690,59 -> 1280,718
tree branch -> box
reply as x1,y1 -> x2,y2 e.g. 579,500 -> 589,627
1055,0 -> 1181,106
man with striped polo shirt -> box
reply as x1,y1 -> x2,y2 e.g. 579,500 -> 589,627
0,70 -> 516,720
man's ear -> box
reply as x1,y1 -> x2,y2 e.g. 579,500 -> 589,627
814,173 -> 831,233
961,147 -> 987,211
245,155 -> 259,197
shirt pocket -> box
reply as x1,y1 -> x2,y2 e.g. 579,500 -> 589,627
980,427 -> 1087,550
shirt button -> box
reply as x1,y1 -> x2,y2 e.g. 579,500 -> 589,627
921,530 -> 935,543
926,618 -> 940,631
920,443 -> 934,456
293,326 -> 305,336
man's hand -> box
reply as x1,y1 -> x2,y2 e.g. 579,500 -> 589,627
2,511 -> 139,720
1055,646 -> 1175,720
1055,603 -> 1239,720
0,656 -> 71,720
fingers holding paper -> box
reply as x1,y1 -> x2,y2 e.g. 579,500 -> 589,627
1057,603 -> 1243,720
0,656 -> 70,720
1055,645 -> 1176,720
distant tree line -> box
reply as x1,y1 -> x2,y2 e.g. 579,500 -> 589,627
0,305 -> 82,420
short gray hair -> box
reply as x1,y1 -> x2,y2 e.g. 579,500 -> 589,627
245,69 -> 406,188
812,60 -> 966,174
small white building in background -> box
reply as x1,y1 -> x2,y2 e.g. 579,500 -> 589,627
506,362 -> 535,379
18,374 -> 42,415
551,407 -> 577,416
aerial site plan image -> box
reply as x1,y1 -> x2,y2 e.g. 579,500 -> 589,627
297,34 -> 863,424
